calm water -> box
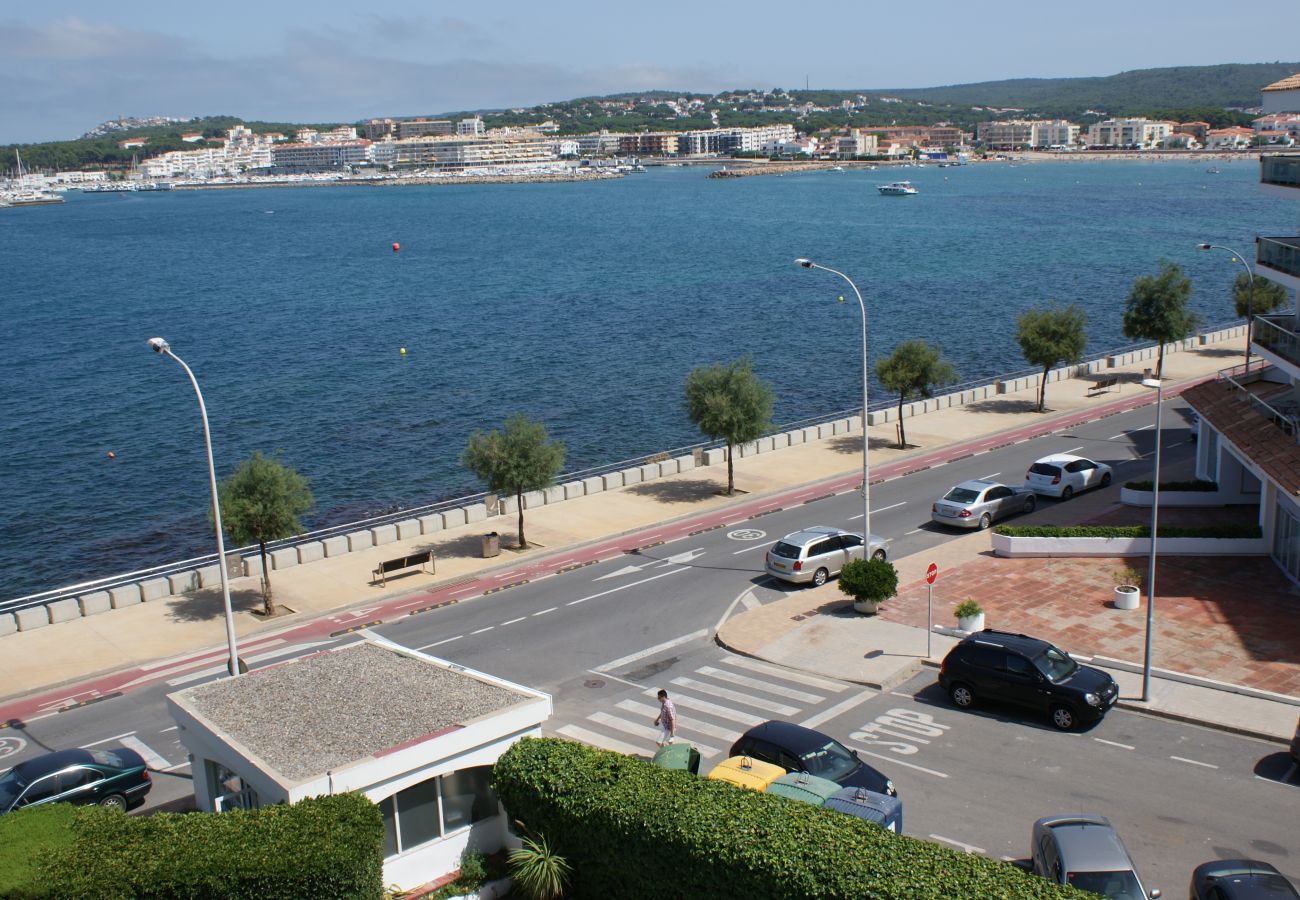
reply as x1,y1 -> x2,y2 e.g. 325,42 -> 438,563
0,160 -> 1293,599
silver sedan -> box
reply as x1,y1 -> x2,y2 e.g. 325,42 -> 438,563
930,479 -> 1036,530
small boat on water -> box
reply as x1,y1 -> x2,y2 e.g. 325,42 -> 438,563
1206,166 -> 1220,174
877,181 -> 918,195
2,149 -> 64,207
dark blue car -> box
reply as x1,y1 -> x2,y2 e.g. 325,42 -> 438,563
0,748 -> 151,814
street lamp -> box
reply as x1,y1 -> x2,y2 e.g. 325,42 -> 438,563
1197,243 -> 1255,373
147,337 -> 241,677
1139,375 -> 1165,702
794,258 -> 872,542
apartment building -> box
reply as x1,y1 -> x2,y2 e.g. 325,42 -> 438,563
836,130 -> 880,158
392,134 -> 557,169
576,131 -> 626,157
1204,127 -> 1254,150
976,121 -> 1034,149
1262,73 -> 1300,114
271,140 -> 372,171
1175,121 -> 1211,144
619,132 -> 679,155
457,117 -> 486,136
1030,121 -> 1080,148
1086,118 -> 1173,148
1253,114 -> 1300,141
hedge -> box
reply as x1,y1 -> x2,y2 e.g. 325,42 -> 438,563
492,737 -> 1090,900
0,804 -> 77,899
27,793 -> 383,900
1123,479 -> 1218,492
995,523 -> 1261,539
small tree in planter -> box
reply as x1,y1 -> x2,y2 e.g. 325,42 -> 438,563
954,598 -> 985,633
1112,566 -> 1142,610
838,557 -> 898,615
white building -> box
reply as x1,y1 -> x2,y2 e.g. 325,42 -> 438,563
1261,73 -> 1300,114
836,130 -> 879,158
166,638 -> 552,892
1204,127 -> 1255,150
1030,121 -> 1080,149
1086,118 -> 1174,148
458,117 -> 486,136
762,137 -> 817,156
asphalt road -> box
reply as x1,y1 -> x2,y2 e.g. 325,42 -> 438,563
11,397 -> 1293,894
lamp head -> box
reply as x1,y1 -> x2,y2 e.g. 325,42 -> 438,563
1141,378 -> 1162,389
1196,243 -> 1212,251
147,337 -> 169,354
794,258 -> 814,268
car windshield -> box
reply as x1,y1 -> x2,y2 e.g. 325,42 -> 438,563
798,739 -> 859,781
770,542 -> 801,559
943,488 -> 981,503
1033,646 -> 1078,682
0,770 -> 23,811
1066,869 -> 1145,899
1029,463 -> 1061,476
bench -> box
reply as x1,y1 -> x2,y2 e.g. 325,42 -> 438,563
1087,376 -> 1120,396
372,550 -> 435,586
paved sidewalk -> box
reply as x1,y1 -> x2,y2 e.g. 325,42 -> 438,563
7,335 -> 1295,748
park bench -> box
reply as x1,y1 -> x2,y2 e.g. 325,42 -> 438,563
1087,375 -> 1120,396
372,549 -> 435,586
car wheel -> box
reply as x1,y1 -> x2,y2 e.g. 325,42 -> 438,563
1100,472 -> 1112,488
812,568 -> 829,587
978,513 -> 991,530
949,683 -> 975,709
1050,704 -> 1078,731
99,794 -> 128,812
1061,485 -> 1074,500
1023,495 -> 1037,513
871,549 -> 887,562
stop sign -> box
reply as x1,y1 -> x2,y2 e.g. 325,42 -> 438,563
926,563 -> 938,585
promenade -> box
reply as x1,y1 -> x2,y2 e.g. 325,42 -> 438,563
2,333 -> 1296,745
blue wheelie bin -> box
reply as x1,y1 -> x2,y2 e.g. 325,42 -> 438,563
824,787 -> 904,833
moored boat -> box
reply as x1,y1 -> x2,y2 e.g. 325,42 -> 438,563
877,181 -> 918,195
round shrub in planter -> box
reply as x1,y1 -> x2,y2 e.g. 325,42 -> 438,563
838,557 -> 898,615
953,598 -> 985,633
1111,566 -> 1142,610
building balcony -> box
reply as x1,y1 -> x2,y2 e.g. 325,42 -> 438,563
1182,367 -> 1300,496
1256,236 -> 1300,291
1253,314 -> 1300,376
1261,153 -> 1300,190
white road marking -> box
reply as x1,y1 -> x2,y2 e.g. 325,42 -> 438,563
668,677 -> 799,716
470,626 -> 494,634
593,629 -> 710,673
1109,433 -> 1128,440
800,691 -> 879,730
1134,424 -> 1156,431
567,566 -> 692,604
416,635 -> 463,649
905,528 -> 925,535
160,726 -> 178,733
555,724 -> 645,757
1094,738 -> 1135,750
850,745 -> 949,777
595,564 -> 646,581
1061,445 -> 1084,454
645,690 -> 765,727
532,607 -> 557,617
500,617 -> 526,626
449,585 -> 480,596
732,543 -> 770,554
120,735 -> 170,770
978,472 -> 1001,480
81,732 -> 136,748
722,656 -> 850,692
930,834 -> 984,855
615,700 -> 740,743
694,666 -> 824,704
739,592 -> 761,611
161,761 -> 192,772
586,669 -> 644,689
1170,755 -> 1219,769
587,712 -> 720,757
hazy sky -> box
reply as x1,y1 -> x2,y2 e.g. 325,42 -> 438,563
3,1 -> 1299,144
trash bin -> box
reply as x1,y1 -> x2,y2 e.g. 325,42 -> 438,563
481,532 -> 500,558
653,743 -> 701,775
765,772 -> 841,807
824,787 -> 903,833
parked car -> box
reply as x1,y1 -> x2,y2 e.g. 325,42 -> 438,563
938,629 -> 1119,731
1031,814 -> 1159,899
1023,453 -> 1113,499
931,479 -> 1037,529
764,526 -> 888,587
1290,716 -> 1300,766
0,747 -> 151,814
730,720 -> 896,796
1189,859 -> 1299,899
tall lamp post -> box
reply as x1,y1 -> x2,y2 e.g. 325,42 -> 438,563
1197,243 -> 1255,373
1139,375 -> 1165,702
147,337 -> 241,677
794,259 -> 872,541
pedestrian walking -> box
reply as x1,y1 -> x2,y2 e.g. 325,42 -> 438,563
654,689 -> 677,747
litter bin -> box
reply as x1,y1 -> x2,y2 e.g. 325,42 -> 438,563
653,743 -> 701,775
824,787 -> 903,833
481,532 -> 500,558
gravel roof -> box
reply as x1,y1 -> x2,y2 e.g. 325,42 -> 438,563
178,642 -> 531,782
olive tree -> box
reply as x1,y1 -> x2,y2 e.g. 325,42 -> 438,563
684,356 -> 774,496
462,415 -> 565,549
875,339 -> 957,449
1016,303 -> 1088,412
1121,261 -> 1200,378
215,452 -> 313,617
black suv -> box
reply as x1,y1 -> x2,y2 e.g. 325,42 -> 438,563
938,630 -> 1118,730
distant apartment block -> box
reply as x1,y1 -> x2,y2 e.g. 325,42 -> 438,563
1030,121 -> 1080,148
1254,114 -> 1300,141
392,134 -> 557,169
271,140 -> 372,171
620,132 -> 680,155
976,121 -> 1034,149
1086,118 -> 1174,148
836,130 -> 879,158
457,117 -> 486,136
1203,127 -> 1254,150
576,131 -> 626,157
1175,121 -> 1211,144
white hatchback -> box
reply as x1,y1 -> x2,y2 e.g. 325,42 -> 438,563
1023,454 -> 1113,499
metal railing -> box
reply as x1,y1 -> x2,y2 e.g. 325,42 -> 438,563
1257,236 -> 1300,280
1216,365 -> 1300,444
1253,315 -> 1300,370
1261,153 -> 1300,189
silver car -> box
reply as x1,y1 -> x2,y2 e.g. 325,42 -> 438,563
764,526 -> 888,587
931,479 -> 1036,530
1031,814 -> 1160,899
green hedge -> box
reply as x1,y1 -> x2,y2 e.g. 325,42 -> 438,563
0,804 -> 77,899
492,737 -> 1090,900
995,523 -> 1261,539
1123,479 -> 1218,492
26,793 -> 383,900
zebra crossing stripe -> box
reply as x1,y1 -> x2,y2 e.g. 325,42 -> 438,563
668,677 -> 800,717
720,656 -> 850,693
694,666 -> 824,704
588,712 -> 720,758
644,690 -> 765,727
555,725 -> 645,757
615,700 -> 741,743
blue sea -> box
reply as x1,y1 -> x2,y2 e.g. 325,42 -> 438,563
0,160 -> 1293,600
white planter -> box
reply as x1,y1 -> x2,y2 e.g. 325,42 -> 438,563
956,612 -> 985,633
991,532 -> 1269,558
853,599 -> 882,615
1119,486 -> 1225,508
1113,586 -> 1140,610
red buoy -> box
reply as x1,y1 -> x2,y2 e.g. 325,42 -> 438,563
392,242 -> 400,252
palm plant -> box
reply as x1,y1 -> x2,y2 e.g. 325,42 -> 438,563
508,832 -> 571,900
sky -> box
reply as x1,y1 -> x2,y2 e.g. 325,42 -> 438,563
3,1 -> 1300,145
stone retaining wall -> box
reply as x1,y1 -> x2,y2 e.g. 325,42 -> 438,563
1,323 -> 1247,634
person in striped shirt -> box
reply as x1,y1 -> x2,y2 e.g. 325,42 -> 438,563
654,689 -> 677,747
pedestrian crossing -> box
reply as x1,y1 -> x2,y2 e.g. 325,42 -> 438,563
554,652 -> 856,764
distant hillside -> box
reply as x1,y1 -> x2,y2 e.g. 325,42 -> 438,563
880,62 -> 1300,116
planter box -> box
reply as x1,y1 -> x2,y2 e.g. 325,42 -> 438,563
991,532 -> 1270,558
1119,486 -> 1227,508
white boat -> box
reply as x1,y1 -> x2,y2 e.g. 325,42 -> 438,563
877,181 -> 918,195
2,149 -> 64,206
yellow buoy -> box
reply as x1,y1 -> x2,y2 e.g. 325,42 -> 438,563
399,347 -> 406,355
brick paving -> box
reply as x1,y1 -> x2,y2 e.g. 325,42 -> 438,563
882,554 -> 1300,697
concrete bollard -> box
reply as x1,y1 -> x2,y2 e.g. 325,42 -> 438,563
464,504 -> 488,524
441,508 -> 467,528
602,471 -> 625,490
109,585 -> 142,609
622,466 -> 643,485
0,613 -> 16,636
544,485 -> 565,503
419,513 -> 443,535
47,598 -> 80,624
370,524 -> 399,545
297,541 -> 325,564
270,547 -> 298,570
674,454 -> 697,472
701,449 -> 726,467
78,592 -> 112,616
639,464 -> 659,482
15,606 -> 51,631
583,476 -> 604,495
396,519 -> 421,541
523,490 -> 545,510
657,460 -> 678,478
140,578 -> 170,601
346,530 -> 374,552
197,565 -> 223,589
564,481 -> 587,500
168,571 -> 198,594
323,536 -> 350,558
